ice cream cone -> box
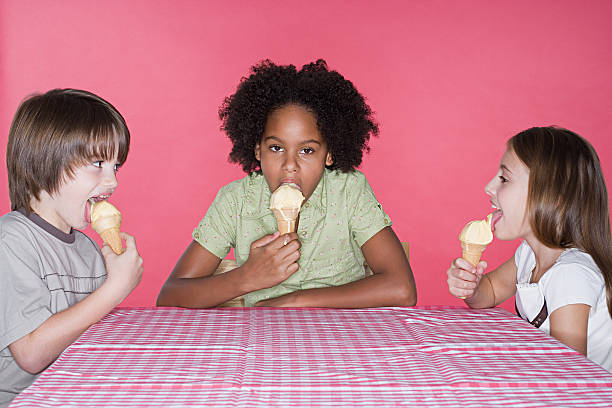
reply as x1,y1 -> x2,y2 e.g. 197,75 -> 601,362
99,227 -> 123,255
90,201 -> 123,255
272,208 -> 300,234
461,241 -> 486,266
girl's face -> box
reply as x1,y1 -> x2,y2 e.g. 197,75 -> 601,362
33,152 -> 121,233
485,148 -> 533,241
255,104 -> 333,201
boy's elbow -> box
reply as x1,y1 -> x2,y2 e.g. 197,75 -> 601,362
10,344 -> 48,374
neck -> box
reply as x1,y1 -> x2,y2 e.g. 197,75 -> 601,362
525,236 -> 564,283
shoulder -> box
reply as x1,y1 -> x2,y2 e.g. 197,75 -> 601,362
547,249 -> 603,286
0,211 -> 36,243
541,249 -> 604,309
216,173 -> 264,199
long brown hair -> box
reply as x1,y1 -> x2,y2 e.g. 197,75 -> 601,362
7,89 -> 130,213
509,126 -> 612,317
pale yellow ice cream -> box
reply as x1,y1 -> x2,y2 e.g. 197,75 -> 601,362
459,213 -> 493,267
270,183 -> 304,234
90,200 -> 123,254
459,213 -> 493,245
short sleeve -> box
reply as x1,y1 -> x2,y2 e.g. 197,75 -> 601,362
192,185 -> 238,259
347,173 -> 392,247
542,264 -> 603,314
0,230 -> 52,351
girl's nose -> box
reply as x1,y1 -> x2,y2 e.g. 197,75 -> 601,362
283,153 -> 298,172
484,177 -> 495,197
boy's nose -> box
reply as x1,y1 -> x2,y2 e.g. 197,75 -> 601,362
102,170 -> 118,189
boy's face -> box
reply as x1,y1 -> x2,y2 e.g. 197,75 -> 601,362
32,153 -> 121,233
255,104 -> 333,201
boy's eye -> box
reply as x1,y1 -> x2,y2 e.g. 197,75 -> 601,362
114,164 -> 122,172
92,161 -> 103,168
269,145 -> 283,152
300,147 -> 314,155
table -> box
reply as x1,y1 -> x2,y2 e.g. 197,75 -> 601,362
10,306 -> 612,407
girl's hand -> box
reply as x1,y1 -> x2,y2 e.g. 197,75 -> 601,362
447,258 -> 487,299
241,232 -> 301,292
101,232 -> 143,303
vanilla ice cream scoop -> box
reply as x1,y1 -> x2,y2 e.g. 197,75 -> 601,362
270,183 -> 304,234
459,213 -> 493,266
90,200 -> 123,254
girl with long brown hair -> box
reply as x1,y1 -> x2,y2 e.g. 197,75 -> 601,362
447,126 -> 612,372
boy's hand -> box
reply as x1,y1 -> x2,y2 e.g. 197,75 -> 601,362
101,232 -> 143,304
447,258 -> 487,299
240,232 -> 301,292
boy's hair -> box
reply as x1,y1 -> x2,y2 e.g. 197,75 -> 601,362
219,59 -> 379,173
7,88 -> 130,213
509,126 -> 612,317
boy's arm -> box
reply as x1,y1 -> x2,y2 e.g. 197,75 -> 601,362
156,233 -> 301,308
8,233 -> 142,374
257,227 -> 417,308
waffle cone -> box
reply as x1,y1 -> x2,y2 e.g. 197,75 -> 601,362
461,241 -> 487,266
99,228 -> 123,254
272,208 -> 299,234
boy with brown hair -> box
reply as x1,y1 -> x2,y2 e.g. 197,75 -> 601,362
0,89 -> 143,406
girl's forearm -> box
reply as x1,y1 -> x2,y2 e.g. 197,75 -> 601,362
281,272 -> 416,308
464,274 -> 497,309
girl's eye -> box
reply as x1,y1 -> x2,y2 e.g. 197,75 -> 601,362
114,164 -> 122,172
499,175 -> 508,183
92,161 -> 103,168
269,145 -> 283,152
300,147 -> 314,155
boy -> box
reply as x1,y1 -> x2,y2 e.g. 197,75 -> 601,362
0,89 -> 143,406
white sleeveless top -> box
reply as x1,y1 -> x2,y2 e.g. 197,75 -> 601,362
514,241 -> 612,372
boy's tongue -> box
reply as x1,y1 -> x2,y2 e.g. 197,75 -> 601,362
85,200 -> 93,224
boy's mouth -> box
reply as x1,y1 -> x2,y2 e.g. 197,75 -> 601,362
86,194 -> 112,223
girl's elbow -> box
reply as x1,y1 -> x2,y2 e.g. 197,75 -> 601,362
13,351 -> 47,374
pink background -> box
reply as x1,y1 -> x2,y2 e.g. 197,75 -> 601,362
1,1 -> 611,311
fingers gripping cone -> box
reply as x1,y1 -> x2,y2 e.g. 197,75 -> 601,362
270,184 -> 304,235
90,200 -> 124,254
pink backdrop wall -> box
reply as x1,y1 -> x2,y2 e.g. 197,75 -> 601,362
1,0 -> 611,311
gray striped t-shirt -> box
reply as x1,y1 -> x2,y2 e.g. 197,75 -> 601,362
0,210 -> 106,407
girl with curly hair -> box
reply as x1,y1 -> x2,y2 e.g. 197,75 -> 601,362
158,59 -> 416,308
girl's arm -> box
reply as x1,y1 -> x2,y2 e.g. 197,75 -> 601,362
257,227 -> 417,308
156,232 -> 301,308
549,304 -> 590,355
447,256 -> 517,308
9,233 -> 143,374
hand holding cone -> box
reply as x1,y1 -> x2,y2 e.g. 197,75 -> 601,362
90,200 -> 123,254
270,184 -> 304,234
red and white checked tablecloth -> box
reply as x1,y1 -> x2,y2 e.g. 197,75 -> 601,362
10,306 -> 612,407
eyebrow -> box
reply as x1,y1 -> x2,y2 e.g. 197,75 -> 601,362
500,164 -> 513,174
263,136 -> 322,146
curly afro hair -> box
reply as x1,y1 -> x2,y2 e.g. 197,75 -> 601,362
219,59 -> 379,174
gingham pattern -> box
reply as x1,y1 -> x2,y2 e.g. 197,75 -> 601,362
10,307 -> 612,407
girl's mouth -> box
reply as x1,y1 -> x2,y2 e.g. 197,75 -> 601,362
490,209 -> 502,231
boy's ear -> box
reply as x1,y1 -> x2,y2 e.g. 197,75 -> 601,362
325,152 -> 333,166
254,143 -> 261,161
